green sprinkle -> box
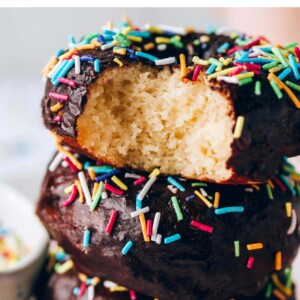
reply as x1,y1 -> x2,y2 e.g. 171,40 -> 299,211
285,267 -> 293,289
270,81 -> 283,99
262,61 -> 278,70
272,47 -> 290,67
234,241 -> 240,257
239,77 -> 253,86
265,184 -> 274,200
265,282 -> 273,298
208,195 -> 213,200
255,81 -> 261,95
286,80 -> 300,92
89,181 -> 104,212
235,51 -> 241,60
171,37 -> 184,48
208,57 -> 222,67
171,196 -> 183,221
114,32 -> 130,47
84,32 -> 100,42
193,39 -> 200,46
285,41 -> 298,49
191,182 -> 208,187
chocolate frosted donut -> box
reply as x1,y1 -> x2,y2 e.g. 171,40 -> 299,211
41,21 -> 300,184
36,150 -> 300,300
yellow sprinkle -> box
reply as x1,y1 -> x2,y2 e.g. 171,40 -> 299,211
180,54 -> 187,79
252,184 -> 260,190
107,21 -> 113,30
275,251 -> 282,271
194,191 -> 212,208
246,243 -> 264,250
111,176 -> 128,191
128,35 -> 142,43
215,65 -> 223,72
78,272 -> 87,282
230,33 -> 238,39
223,58 -> 233,66
121,26 -> 132,36
233,116 -> 245,139
92,182 -> 99,199
149,168 -> 160,178
88,167 -> 96,180
234,72 -> 255,80
144,42 -> 155,51
113,48 -> 126,55
269,66 -> 282,73
268,73 -> 284,89
122,14 -> 134,28
75,180 -> 85,204
155,37 -> 171,44
286,202 -> 292,217
139,213 -> 150,242
273,289 -> 286,300
59,48 -> 78,60
64,184 -> 74,195
207,67 -> 239,80
268,180 -> 275,189
50,102 -> 64,112
110,286 -> 128,292
113,58 -> 123,67
90,40 -> 102,47
146,26 -> 163,34
91,276 -> 101,286
76,44 -> 96,51
213,192 -> 220,208
272,273 -> 292,296
192,56 -> 210,65
200,35 -> 210,43
42,56 -> 58,76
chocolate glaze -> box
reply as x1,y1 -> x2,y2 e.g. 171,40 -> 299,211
36,152 -> 300,300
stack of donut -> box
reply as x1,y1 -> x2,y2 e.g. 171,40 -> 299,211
36,19 -> 300,300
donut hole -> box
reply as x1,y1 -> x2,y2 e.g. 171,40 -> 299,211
77,63 -> 235,181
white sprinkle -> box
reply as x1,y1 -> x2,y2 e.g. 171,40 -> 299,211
101,41 -> 115,50
200,188 -> 208,197
103,280 -> 118,289
287,209 -> 297,235
102,191 -> 108,200
217,76 -> 239,84
88,285 -> 95,300
48,152 -> 64,172
130,206 -> 150,218
157,44 -> 167,51
156,234 -> 162,245
78,171 -> 92,206
125,173 -> 142,179
137,176 -> 156,201
167,185 -> 178,194
151,212 -> 161,241
74,55 -> 81,74
157,24 -> 187,35
47,60 -> 63,79
61,160 -> 68,168
245,188 -> 254,193
155,57 -> 176,66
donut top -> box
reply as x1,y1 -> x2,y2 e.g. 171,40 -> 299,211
42,19 -> 300,138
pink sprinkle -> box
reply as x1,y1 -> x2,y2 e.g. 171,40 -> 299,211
96,161 -> 103,166
77,282 -> 87,297
295,47 -> 300,62
134,176 -> 146,186
105,183 -> 124,195
62,185 -> 78,207
129,290 -> 137,300
247,256 -> 255,269
229,66 -> 244,76
58,77 -> 77,87
228,38 -> 260,55
54,115 -> 62,123
64,156 -> 78,173
49,92 -> 69,102
234,62 -> 261,70
106,210 -> 118,234
190,220 -> 213,233
192,65 -> 201,81
274,178 -> 287,192
146,220 -> 152,237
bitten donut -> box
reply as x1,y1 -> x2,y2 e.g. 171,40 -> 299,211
41,20 -> 300,184
36,150 -> 300,300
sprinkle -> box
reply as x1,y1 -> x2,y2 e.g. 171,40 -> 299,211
125,173 -> 141,179
111,176 -> 128,190
235,58 -> 275,64
101,41 -> 116,50
54,259 -> 74,274
113,47 -> 126,55
129,31 -> 150,38
95,170 -> 121,182
164,233 -> 181,244
106,210 -> 118,234
62,185 -> 78,207
137,176 -> 156,201
151,212 -> 161,241
233,116 -> 245,139
55,142 -> 83,170
275,251 -> 282,271
155,57 -> 176,66
59,48 -> 78,60
285,80 -> 300,92
190,220 -> 213,233
135,51 -> 158,62
213,192 -> 220,208
295,47 -> 300,61
131,206 -> 150,218
206,64 -> 217,75
121,26 -> 132,36
247,256 -> 255,269
157,44 -> 167,51
167,185 -> 178,194
285,41 -> 298,49
280,175 -> 296,195
75,180 -> 85,203
105,183 -> 124,196
287,209 -> 297,234
87,285 -> 95,300
129,290 -> 137,300
136,195 -> 142,210
273,289 -> 286,300
88,167 -> 96,180
179,54 -> 187,78
49,92 -> 69,102
217,76 -> 239,84
217,42 -> 230,54
90,181 -> 104,212
114,33 -> 131,47
234,71 -> 254,80
78,171 -> 92,206
134,176 -> 146,186
128,35 -> 142,43
247,243 -> 263,251
171,196 -> 183,221
272,274 -> 292,296
215,206 -> 244,215
78,272 -> 87,282
64,184 -> 74,194
286,202 -> 292,217
262,61 -> 278,70
270,81 -> 283,99
74,55 -> 80,74
64,156 -> 78,173
239,77 -> 253,86
156,234 -> 162,245
192,182 -> 208,187
48,152 -> 64,172
192,56 -> 210,65
234,241 -> 240,257
265,283 -> 273,298
103,280 -> 117,288
57,77 -> 77,87
278,68 -> 292,81
149,168 -> 160,178
155,37 -> 171,44
91,277 -> 100,286
255,81 -> 261,95
192,65 -> 201,81
288,54 -> 300,80
94,59 -> 101,73
52,59 -> 75,85
207,67 -> 239,80
146,220 -> 152,237
194,190 -> 212,208
122,240 -> 133,255
110,286 -> 128,292
47,60 -> 64,79
113,58 -> 123,67
266,184 -> 274,200
144,42 -> 155,50
76,44 -> 96,51
78,282 -> 87,297
83,230 -> 91,247
92,182 -> 99,199
167,177 -> 185,192
139,213 -> 150,242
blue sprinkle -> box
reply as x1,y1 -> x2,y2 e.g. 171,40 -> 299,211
135,51 -> 158,62
136,194 -> 142,210
288,54 -> 300,80
164,233 -> 181,244
86,278 -> 93,285
215,206 -> 245,215
56,48 -> 64,58
260,46 -> 273,52
55,252 -> 66,261
84,161 -> 91,170
126,48 -> 135,54
83,230 -> 91,247
52,59 -> 75,85
130,54 -> 138,60
103,29 -> 116,36
51,60 -> 68,83
206,64 -> 217,75
167,176 -> 185,192
94,59 -> 101,73
95,169 -> 121,182
186,195 -> 195,202
68,35 -> 76,44
278,67 -> 292,80
241,52 -> 249,59
206,23 -> 215,34
235,58 -> 276,64
122,240 -> 133,255
217,42 -> 230,54
128,31 -> 151,38
98,34 -> 105,43
280,175 -> 296,196
81,55 -> 94,62
103,34 -> 114,41
73,287 -> 79,296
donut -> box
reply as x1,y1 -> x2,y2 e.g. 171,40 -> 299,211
36,150 -> 300,300
41,21 -> 300,184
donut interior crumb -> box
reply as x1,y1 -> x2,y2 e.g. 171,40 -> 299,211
77,63 -> 235,181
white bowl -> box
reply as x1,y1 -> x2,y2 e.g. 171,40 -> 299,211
0,183 -> 49,300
